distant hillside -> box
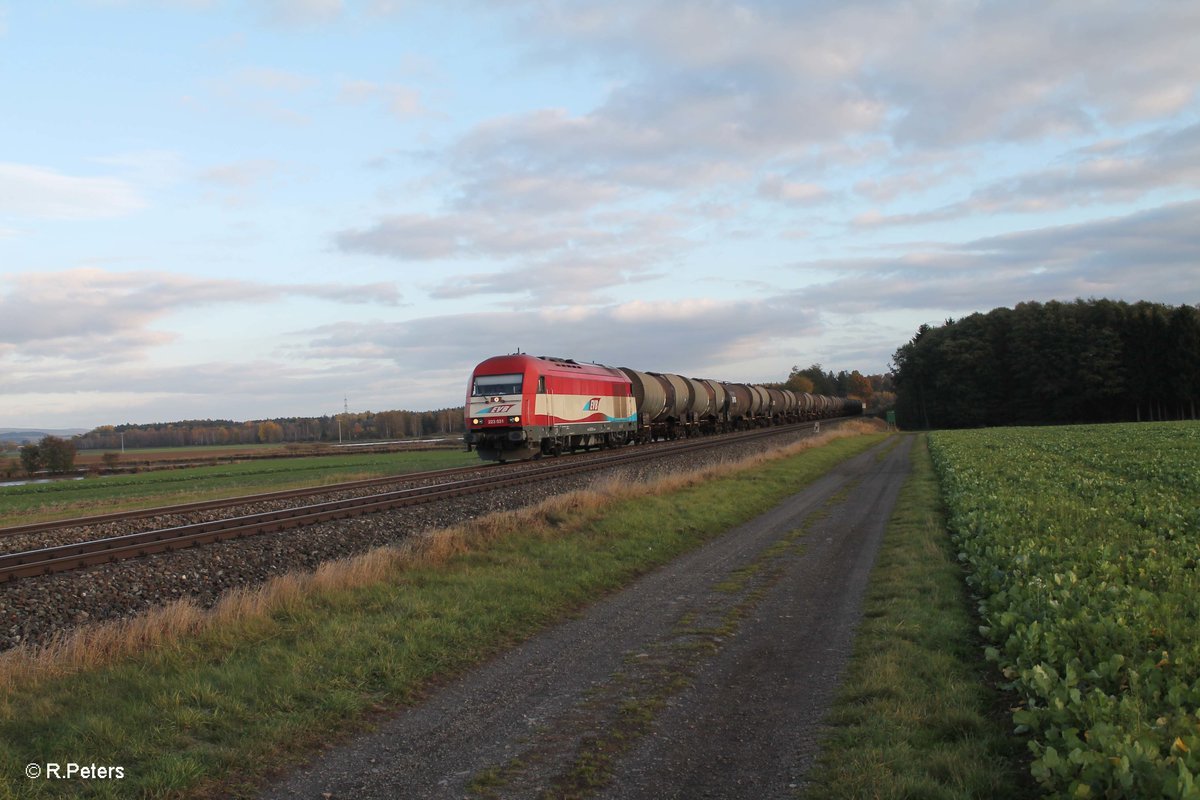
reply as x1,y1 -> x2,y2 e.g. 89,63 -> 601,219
0,429 -> 88,444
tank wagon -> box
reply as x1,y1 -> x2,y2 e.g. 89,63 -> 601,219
464,354 -> 864,462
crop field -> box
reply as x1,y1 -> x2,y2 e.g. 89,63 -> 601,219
929,422 -> 1200,798
0,449 -> 478,526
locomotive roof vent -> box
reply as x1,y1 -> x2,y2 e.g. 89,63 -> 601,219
540,356 -> 583,368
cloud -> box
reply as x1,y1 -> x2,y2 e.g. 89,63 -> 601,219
335,193 -> 677,264
455,0 -> 1200,242
338,79 -> 427,120
336,205 -> 689,303
0,356 -> 425,428
453,167 -> 625,214
852,1 -> 1200,147
798,200 -> 1200,313
514,0 -> 1200,149
427,253 -> 666,305
515,2 -> 887,147
757,176 -> 829,206
335,213 -> 475,260
198,159 -> 281,188
94,150 -> 189,190
197,159 -> 284,206
291,296 -> 823,382
0,163 -> 144,220
328,1 -> 1200,296
202,66 -> 318,126
0,269 -> 402,361
447,86 -> 869,203
855,122 -> 1200,228
254,0 -> 343,27
237,66 -> 317,93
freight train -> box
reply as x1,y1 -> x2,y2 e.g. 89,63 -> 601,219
464,353 -> 864,462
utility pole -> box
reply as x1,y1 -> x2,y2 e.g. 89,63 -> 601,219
338,395 -> 348,444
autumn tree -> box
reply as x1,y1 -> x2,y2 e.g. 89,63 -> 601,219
40,436 -> 78,474
19,443 -> 42,477
847,370 -> 873,400
787,364 -> 836,395
256,421 -> 284,443
786,374 -> 814,394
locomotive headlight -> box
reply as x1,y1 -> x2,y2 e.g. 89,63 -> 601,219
472,418 -> 481,425
508,415 -> 521,423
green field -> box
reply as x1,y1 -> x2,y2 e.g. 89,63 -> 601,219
0,449 -> 479,526
929,422 -> 1200,798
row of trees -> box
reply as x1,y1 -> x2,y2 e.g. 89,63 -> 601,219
777,365 -> 895,413
75,409 -> 466,451
892,299 -> 1200,429
11,436 -> 78,477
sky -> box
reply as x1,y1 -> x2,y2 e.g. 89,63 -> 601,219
2,0 -> 1198,429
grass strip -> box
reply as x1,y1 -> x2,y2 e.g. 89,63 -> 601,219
1,425 -> 885,799
799,434 -> 1034,800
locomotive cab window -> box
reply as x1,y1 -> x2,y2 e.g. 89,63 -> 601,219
537,376 -> 546,394
472,373 -> 523,396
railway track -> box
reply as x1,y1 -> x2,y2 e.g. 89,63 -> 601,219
0,421 -> 841,584
0,463 -> 496,540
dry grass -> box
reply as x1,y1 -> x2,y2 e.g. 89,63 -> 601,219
317,470 -> 378,485
0,422 -> 881,695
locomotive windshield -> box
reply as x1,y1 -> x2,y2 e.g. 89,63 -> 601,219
472,373 -> 523,397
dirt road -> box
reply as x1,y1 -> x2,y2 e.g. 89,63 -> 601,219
259,434 -> 913,799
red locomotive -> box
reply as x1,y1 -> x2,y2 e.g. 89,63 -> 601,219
464,354 -> 635,461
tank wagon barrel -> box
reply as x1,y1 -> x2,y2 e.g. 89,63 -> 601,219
766,388 -> 786,417
684,377 -> 710,417
701,379 -> 728,418
620,367 -> 669,423
652,372 -> 694,421
464,354 -> 864,462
